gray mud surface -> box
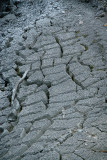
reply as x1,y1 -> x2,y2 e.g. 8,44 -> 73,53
0,0 -> 107,159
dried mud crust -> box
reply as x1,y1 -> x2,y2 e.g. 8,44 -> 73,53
0,0 -> 107,160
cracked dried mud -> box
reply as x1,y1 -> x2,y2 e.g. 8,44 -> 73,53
0,0 -> 107,160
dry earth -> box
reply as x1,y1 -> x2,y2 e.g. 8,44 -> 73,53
0,0 -> 107,160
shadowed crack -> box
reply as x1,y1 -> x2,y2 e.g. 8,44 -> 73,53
0,73 -> 10,88
41,84 -> 51,109
40,57 -> 45,77
54,36 -> 63,58
72,74 -> 85,90
81,113 -> 87,129
74,152 -> 85,160
66,64 -> 70,76
46,89 -> 50,109
65,57 -> 73,78
59,154 -> 62,160
66,64 -> 85,90
14,65 -> 22,77
77,56 -> 94,72
29,32 -> 42,49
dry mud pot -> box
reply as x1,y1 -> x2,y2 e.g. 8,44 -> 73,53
0,0 -> 107,160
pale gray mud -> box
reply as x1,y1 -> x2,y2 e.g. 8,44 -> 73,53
0,0 -> 107,160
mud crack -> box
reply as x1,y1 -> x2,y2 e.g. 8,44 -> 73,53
54,36 -> 63,58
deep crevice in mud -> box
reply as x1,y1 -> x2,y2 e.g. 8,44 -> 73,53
71,73 -> 85,90
81,113 -> 87,129
46,90 -> 50,109
14,66 -> 22,77
0,73 -> 10,90
54,36 -> 63,58
8,95 -> 12,106
59,154 -> 62,160
0,127 -> 4,134
105,98 -> 107,103
66,59 -> 73,79
40,57 -> 45,78
77,56 -> 94,72
74,152 -> 85,160
89,65 -> 94,72
4,79 -> 9,87
66,64 -> 70,76
19,103 -> 23,112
